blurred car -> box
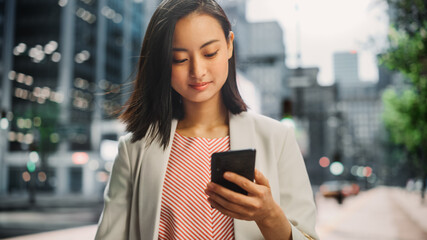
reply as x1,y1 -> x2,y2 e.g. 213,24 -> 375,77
319,180 -> 360,204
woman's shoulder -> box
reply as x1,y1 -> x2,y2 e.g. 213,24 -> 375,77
119,132 -> 133,142
118,132 -> 148,150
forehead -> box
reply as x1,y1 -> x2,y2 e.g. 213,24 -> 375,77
173,13 -> 225,47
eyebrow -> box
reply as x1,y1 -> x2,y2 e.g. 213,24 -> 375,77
172,39 -> 219,52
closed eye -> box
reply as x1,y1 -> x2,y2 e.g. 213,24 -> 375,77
173,58 -> 187,64
205,50 -> 219,58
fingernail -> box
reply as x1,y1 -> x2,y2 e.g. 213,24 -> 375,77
224,172 -> 231,178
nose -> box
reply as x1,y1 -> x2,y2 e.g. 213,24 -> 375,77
190,56 -> 206,79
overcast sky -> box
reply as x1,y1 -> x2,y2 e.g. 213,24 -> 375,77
246,0 -> 389,85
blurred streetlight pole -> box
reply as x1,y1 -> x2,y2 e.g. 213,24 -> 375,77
55,0 -> 77,195
0,0 -> 16,195
294,0 -> 302,67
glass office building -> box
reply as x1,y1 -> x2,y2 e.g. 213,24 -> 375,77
0,0 -> 146,196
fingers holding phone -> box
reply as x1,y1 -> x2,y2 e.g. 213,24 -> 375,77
205,181 -> 253,220
254,169 -> 271,188
206,168 -> 279,224
206,171 -> 259,208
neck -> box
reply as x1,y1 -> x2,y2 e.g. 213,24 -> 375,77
177,95 -> 229,137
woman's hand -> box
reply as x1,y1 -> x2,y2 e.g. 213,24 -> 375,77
205,169 -> 276,222
205,169 -> 292,240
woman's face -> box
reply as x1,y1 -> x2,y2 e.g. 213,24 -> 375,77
171,13 -> 234,105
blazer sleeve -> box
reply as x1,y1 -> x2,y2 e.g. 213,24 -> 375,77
95,136 -> 132,239
278,126 -> 319,240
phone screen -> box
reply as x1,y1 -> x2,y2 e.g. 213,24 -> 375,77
211,149 -> 256,195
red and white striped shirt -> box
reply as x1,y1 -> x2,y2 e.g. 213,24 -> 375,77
158,132 -> 234,240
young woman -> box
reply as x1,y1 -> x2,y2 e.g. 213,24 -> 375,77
95,0 -> 318,239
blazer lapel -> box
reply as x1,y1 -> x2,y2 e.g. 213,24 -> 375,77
229,111 -> 256,150
137,119 -> 178,240
229,112 -> 264,239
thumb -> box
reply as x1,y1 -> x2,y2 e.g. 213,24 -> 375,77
254,169 -> 270,187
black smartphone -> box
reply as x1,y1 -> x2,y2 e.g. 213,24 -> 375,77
211,149 -> 256,195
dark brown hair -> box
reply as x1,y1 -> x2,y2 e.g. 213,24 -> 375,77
119,0 -> 247,149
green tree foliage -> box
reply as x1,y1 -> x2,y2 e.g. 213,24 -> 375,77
382,89 -> 423,152
381,0 -> 427,201
385,0 -> 427,37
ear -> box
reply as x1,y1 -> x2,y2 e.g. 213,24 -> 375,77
227,31 -> 234,59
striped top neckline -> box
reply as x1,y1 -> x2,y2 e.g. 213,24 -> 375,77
175,131 -> 230,141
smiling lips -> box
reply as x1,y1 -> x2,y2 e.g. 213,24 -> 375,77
189,82 -> 211,91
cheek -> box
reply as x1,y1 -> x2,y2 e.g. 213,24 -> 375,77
212,56 -> 229,83
171,66 -> 187,89
220,60 -> 229,83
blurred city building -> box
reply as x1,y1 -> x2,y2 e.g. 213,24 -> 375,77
333,51 -> 359,91
333,51 -> 385,187
0,0 -> 146,197
287,67 -> 338,185
285,51 -> 389,186
222,0 -> 288,120
0,0 -> 268,199
338,83 -> 383,183
236,71 -> 261,113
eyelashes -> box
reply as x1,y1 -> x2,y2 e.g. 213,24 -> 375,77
205,50 -> 219,58
172,50 -> 219,64
173,58 -> 187,64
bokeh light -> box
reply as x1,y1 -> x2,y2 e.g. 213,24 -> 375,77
27,161 -> 36,173
88,160 -> 99,171
319,157 -> 330,168
22,171 -> 31,182
29,151 -> 39,163
100,140 -> 119,161
96,171 -> 109,183
72,152 -> 89,165
363,166 -> 373,177
329,162 -> 344,176
0,118 -> 9,129
38,172 -> 47,182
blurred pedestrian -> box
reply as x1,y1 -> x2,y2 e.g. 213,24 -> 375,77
406,178 -> 415,192
95,0 -> 317,239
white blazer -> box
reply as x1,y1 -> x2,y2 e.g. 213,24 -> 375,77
95,111 -> 318,239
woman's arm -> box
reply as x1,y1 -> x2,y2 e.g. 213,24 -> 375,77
277,126 -> 318,239
95,137 -> 132,239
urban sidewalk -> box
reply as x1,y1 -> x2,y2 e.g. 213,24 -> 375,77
0,193 -> 103,239
2,225 -> 98,240
389,187 -> 427,233
0,192 -> 103,210
2,186 -> 427,239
